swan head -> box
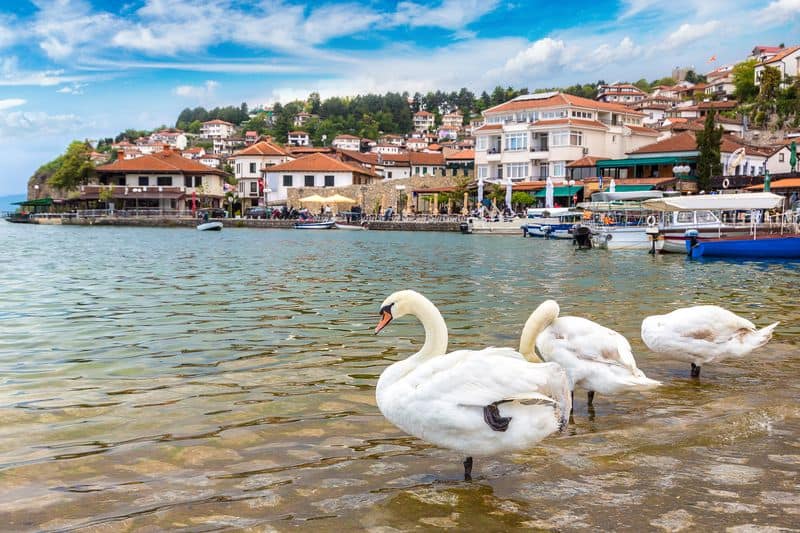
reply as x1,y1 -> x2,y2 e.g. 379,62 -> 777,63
374,290 -> 424,334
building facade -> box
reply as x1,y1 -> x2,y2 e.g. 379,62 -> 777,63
230,141 -> 293,208
265,153 -> 378,202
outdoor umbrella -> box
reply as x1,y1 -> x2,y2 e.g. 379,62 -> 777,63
545,176 -> 554,209
764,171 -> 771,193
299,194 -> 327,204
325,194 -> 356,204
505,180 -> 513,210
791,141 -> 797,173
609,179 -> 616,193
477,178 -> 484,204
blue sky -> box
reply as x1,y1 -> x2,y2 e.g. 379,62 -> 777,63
0,0 -> 797,194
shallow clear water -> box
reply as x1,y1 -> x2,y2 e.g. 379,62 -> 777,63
1,223 -> 798,531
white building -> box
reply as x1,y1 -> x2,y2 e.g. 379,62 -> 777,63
265,153 -> 378,202
705,65 -> 735,98
413,111 -> 434,132
213,137 -> 246,156
438,126 -> 458,141
380,153 -> 411,180
406,138 -> 428,151
766,145 -> 795,174
331,134 -> 361,151
442,111 -> 463,129
230,140 -> 293,208
288,131 -> 310,146
371,143 -> 402,155
755,45 -> 800,87
473,92 -> 659,183
199,154 -> 221,168
201,119 -> 236,139
596,83 -> 647,104
150,130 -> 188,150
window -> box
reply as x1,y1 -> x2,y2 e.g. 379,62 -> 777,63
422,167 -> 428,175
570,131 -> 583,146
386,171 -> 393,179
250,181 -> 257,193
476,136 -> 488,151
138,176 -> 149,186
477,165 -> 488,179
538,163 -> 549,178
677,211 -> 694,223
415,166 -> 421,174
283,175 -> 293,187
324,175 -> 334,187
304,175 -> 315,187
193,176 -> 203,187
157,176 -> 171,186
541,110 -> 567,120
249,162 -> 256,173
505,163 -> 529,180
779,153 -> 785,162
571,111 -> 592,119
236,163 -> 241,175
549,131 -> 569,147
184,176 -> 192,187
551,161 -> 566,177
504,132 -> 527,151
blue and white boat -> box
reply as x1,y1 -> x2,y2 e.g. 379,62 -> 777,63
685,230 -> 800,259
523,208 -> 582,239
294,220 -> 336,229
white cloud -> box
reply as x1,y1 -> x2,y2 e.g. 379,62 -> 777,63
0,98 -> 26,110
578,37 -> 640,71
0,109 -> 87,137
56,83 -> 86,94
33,0 -> 117,60
173,80 -> 219,99
500,38 -> 568,76
758,0 -> 800,24
0,56 -> 83,86
663,21 -> 721,50
394,0 -> 500,30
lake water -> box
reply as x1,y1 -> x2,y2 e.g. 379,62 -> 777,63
1,223 -> 799,531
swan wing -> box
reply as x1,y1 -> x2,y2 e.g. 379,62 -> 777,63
642,306 -> 759,355
538,316 -> 638,371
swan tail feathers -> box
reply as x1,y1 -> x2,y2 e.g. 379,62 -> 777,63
751,322 -> 779,348
624,375 -> 662,390
518,300 -> 560,362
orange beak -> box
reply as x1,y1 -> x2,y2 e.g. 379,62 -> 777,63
374,310 -> 393,334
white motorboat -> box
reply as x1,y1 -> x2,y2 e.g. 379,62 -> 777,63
579,191 -> 665,251
643,193 -> 786,253
294,220 -> 336,229
523,208 -> 581,239
460,216 -> 525,235
335,222 -> 366,230
197,221 -> 223,231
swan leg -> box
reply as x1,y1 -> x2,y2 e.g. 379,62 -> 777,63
691,363 -> 701,378
483,401 -> 512,432
463,457 -> 473,480
587,391 -> 595,406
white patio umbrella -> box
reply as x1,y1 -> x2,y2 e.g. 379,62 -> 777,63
545,176 -> 554,209
505,180 -> 513,210
477,178 -> 484,205
609,179 -> 616,193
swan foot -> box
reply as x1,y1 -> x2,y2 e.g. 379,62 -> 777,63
691,363 -> 701,378
483,402 -> 512,432
463,457 -> 473,480
587,391 -> 595,406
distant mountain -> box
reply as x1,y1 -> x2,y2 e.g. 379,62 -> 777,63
0,194 -> 26,213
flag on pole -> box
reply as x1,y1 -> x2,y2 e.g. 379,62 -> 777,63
223,182 -> 235,192
257,178 -> 264,193
707,54 -> 717,63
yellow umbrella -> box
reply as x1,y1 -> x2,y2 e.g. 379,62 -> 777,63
325,194 -> 356,204
299,194 -> 326,204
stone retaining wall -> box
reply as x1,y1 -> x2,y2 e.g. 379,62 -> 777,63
364,221 -> 461,232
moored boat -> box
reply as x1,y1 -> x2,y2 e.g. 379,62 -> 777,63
685,230 -> 800,259
294,220 -> 336,229
197,221 -> 223,231
335,222 -> 366,230
523,209 -> 582,239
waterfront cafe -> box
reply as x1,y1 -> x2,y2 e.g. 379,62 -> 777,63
411,180 -> 586,213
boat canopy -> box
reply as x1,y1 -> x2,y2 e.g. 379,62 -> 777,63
642,192 -> 784,212
591,191 -> 664,202
12,197 -> 53,207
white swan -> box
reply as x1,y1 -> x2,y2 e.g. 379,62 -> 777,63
519,300 -> 660,408
641,305 -> 779,378
374,290 -> 571,479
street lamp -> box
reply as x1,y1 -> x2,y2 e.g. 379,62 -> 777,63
567,179 -> 576,207
672,164 -> 692,193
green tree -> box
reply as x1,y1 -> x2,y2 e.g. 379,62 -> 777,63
732,59 -> 758,101
759,65 -> 781,100
187,120 -> 202,134
695,112 -> 723,192
511,191 -> 534,209
48,141 -> 95,190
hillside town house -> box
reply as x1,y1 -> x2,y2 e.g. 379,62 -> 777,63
199,154 -> 221,168
213,137 -> 245,156
293,112 -> 318,127
264,153 -> 378,202
704,65 -> 735,98
245,131 -> 259,144
201,119 -> 236,139
437,126 -> 458,141
87,147 -> 228,210
150,130 -> 188,150
596,83 -> 647,103
331,134 -> 361,151
406,138 -> 428,151
755,45 -> 800,87
371,143 -> 403,155
413,110 -> 434,132
442,111 -> 463,129
410,152 -> 446,177
380,153 -> 412,179
230,140 -> 293,209
288,131 -> 310,146
473,92 -> 659,183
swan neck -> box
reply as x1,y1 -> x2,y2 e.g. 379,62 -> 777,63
519,300 -> 559,362
414,295 -> 448,358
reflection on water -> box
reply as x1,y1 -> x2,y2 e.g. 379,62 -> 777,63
1,224 -> 798,531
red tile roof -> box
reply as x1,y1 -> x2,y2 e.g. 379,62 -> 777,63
203,119 -> 234,126
337,149 -> 380,165
409,152 -> 445,166
747,178 -> 800,190
445,149 -> 474,161
414,111 -> 433,116
473,124 -> 502,132
380,153 -> 411,163
288,131 -> 309,135
626,124 -> 660,136
566,156 -> 610,168
233,140 -> 289,157
485,92 -> 645,116
628,131 -> 698,154
96,149 -> 225,175
266,153 -> 378,177
763,45 -> 800,65
334,134 -> 360,140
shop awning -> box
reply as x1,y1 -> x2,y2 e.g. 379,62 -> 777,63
596,157 -> 695,168
611,184 -> 654,192
12,197 -> 53,207
535,186 -> 582,198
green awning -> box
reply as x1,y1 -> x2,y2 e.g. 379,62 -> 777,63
12,197 -> 53,206
535,186 -> 582,198
596,157 -> 695,168
610,184 -> 654,192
